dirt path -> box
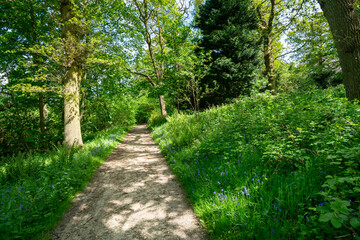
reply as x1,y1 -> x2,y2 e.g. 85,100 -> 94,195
52,125 -> 207,240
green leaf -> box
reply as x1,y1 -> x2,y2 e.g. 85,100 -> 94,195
330,218 -> 342,228
319,212 -> 332,222
350,218 -> 360,228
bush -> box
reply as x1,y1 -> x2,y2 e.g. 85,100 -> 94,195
147,110 -> 167,130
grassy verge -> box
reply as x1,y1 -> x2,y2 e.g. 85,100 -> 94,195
0,125 -> 132,239
153,86 -> 360,239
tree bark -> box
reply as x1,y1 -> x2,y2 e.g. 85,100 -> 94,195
159,95 -> 167,118
64,64 -> 83,147
264,36 -> 276,93
263,0 -> 276,93
317,0 -> 360,101
39,93 -> 47,133
60,0 -> 84,148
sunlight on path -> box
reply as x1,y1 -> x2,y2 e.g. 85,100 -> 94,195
52,125 -> 207,240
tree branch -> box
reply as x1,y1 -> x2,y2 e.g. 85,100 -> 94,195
126,67 -> 156,86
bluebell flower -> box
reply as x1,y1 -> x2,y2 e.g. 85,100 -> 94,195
244,186 -> 249,196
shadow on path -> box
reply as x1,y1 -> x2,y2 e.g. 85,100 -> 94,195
52,125 -> 207,240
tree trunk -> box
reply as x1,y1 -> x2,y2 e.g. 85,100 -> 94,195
64,64 -> 83,148
264,36 -> 276,93
60,0 -> 84,148
159,95 -> 167,118
39,93 -> 47,133
317,0 -> 360,101
264,0 -> 276,93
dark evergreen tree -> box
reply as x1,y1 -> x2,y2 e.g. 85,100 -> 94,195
196,0 -> 261,106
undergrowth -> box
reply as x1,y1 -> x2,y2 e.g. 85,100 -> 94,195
153,86 -> 360,239
0,125 -> 132,239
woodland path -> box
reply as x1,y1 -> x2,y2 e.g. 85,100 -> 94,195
52,125 -> 207,240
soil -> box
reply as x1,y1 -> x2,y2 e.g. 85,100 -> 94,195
51,125 -> 207,240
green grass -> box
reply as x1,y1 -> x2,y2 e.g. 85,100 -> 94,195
153,86 -> 360,239
0,125 -> 132,240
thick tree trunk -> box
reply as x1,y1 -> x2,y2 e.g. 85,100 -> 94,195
64,64 -> 83,148
60,0 -> 84,148
159,95 -> 167,118
318,0 -> 360,101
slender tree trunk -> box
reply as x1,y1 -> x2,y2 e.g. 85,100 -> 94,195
133,0 -> 168,117
264,36 -> 276,93
39,93 -> 47,133
60,0 -> 84,148
159,95 -> 167,117
264,0 -> 276,93
317,0 -> 360,101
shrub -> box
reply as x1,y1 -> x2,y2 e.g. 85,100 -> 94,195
147,110 -> 167,130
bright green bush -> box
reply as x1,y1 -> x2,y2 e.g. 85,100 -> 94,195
153,85 -> 360,239
0,125 -> 131,239
147,109 -> 167,130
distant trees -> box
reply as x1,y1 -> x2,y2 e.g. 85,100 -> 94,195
317,0 -> 360,101
287,0 -> 341,89
0,0 -> 135,151
196,0 -> 261,106
0,0 -> 61,153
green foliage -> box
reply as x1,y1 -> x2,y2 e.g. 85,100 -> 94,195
153,86 -> 360,239
82,94 -> 137,138
134,94 -> 158,124
0,125 -> 131,239
286,0 -> 341,89
147,110 -> 167,130
0,93 -> 63,155
318,153 -> 360,230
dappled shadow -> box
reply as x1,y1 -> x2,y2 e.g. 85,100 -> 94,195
51,125 -> 207,240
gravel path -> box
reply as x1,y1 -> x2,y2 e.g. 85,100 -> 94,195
52,125 -> 207,240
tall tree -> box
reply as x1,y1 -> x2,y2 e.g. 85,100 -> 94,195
196,0 -> 260,106
317,0 -> 360,101
123,0 -> 189,117
59,0 -> 87,147
256,0 -> 277,93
